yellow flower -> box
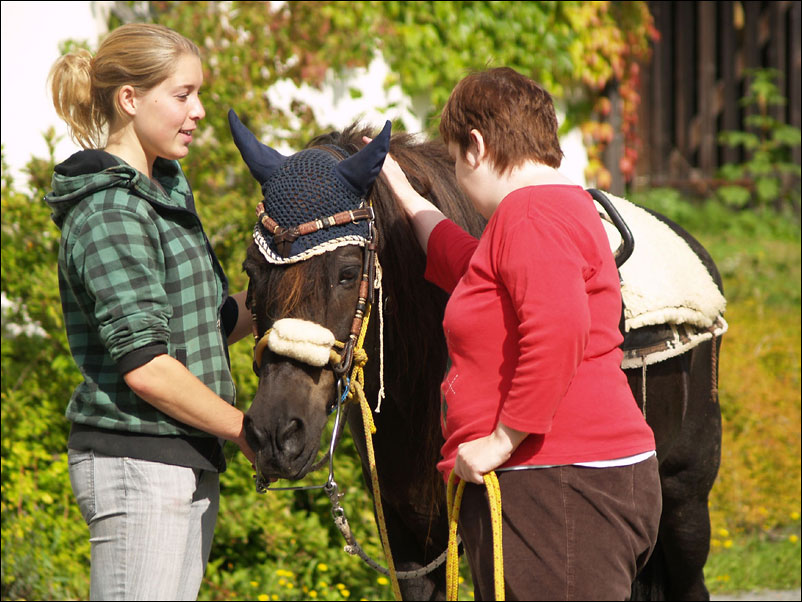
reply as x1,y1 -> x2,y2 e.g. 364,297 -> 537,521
341,589 -> 351,598
258,595 -> 269,602
271,595 -> 279,601
377,577 -> 389,586
318,563 -> 329,572
318,581 -> 329,589
310,590 -> 318,598
711,539 -> 721,547
789,534 -> 799,544
251,581 -> 259,588
724,539 -> 734,549
791,511 -> 800,521
336,583 -> 346,590
717,528 -> 730,538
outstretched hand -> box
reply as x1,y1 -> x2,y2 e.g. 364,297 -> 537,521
363,135 -> 447,251
363,136 -> 425,217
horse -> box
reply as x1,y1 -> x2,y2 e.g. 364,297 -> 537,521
229,112 -> 725,601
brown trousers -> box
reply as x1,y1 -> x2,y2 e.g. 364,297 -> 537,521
458,456 -> 661,601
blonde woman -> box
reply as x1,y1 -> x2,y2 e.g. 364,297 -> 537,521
45,23 -> 254,600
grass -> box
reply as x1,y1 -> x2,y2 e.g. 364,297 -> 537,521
706,528 -> 801,593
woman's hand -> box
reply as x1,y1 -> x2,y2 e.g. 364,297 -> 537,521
364,136 -> 447,252
378,152 -> 433,218
233,425 -> 257,467
454,421 -> 528,484
125,354 -> 258,468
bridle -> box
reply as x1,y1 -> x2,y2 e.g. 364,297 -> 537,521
249,200 -> 378,388
248,185 -> 441,592
247,191 -> 381,489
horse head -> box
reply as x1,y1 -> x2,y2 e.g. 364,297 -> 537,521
230,109 -> 390,481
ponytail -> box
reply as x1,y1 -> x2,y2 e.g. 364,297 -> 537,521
49,48 -> 102,149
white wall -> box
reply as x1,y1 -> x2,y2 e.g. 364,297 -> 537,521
1,1 -> 111,186
0,1 -> 586,188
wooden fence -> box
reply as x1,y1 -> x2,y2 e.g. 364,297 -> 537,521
620,0 -> 801,195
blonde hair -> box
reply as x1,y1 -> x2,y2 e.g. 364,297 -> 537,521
48,23 -> 200,149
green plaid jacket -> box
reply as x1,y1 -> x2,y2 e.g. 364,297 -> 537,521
46,150 -> 235,437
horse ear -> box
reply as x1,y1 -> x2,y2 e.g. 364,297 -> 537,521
228,109 -> 286,185
335,120 -> 391,197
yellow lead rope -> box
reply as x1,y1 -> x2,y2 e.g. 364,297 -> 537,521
446,470 -> 505,601
339,301 -> 403,601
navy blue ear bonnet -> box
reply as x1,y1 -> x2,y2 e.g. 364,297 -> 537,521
228,110 -> 391,264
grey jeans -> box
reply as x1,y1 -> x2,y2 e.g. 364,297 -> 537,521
68,449 -> 220,601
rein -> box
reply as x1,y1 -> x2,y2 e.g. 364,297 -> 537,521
446,471 -> 504,601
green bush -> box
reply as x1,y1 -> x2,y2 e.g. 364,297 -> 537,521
716,68 -> 801,213
2,139 -> 89,601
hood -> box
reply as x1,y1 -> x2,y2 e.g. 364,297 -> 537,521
45,150 -> 187,228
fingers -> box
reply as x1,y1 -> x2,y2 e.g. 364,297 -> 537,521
454,443 -> 487,484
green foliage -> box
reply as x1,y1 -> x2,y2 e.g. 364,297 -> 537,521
2,139 -> 88,601
144,1 -> 653,184
376,1 -> 655,185
705,528 -> 801,594
716,68 -> 802,212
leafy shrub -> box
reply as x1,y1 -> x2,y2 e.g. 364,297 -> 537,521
716,68 -> 801,213
2,140 -> 89,600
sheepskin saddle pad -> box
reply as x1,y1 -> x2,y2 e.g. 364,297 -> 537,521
597,192 -> 729,369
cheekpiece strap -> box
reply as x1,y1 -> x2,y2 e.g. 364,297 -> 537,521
256,201 -> 374,258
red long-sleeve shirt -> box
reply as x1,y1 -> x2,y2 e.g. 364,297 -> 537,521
425,185 -> 655,479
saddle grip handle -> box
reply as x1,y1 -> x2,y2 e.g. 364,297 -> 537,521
587,188 -> 635,268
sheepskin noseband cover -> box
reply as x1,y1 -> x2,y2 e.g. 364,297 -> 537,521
267,318 -> 336,367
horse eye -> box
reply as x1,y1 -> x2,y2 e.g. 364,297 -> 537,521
338,266 -> 359,285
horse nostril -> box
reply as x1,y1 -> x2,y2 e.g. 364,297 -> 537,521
277,418 -> 305,455
243,414 -> 268,451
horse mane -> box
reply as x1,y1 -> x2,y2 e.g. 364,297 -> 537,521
307,124 -> 486,507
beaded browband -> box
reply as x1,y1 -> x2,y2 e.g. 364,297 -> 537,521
256,201 -> 375,258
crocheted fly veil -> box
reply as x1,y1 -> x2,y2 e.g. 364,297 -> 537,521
229,109 -> 391,264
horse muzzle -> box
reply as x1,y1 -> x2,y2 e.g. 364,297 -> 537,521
244,411 -> 320,481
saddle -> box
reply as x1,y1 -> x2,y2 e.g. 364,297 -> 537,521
595,192 -> 729,370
